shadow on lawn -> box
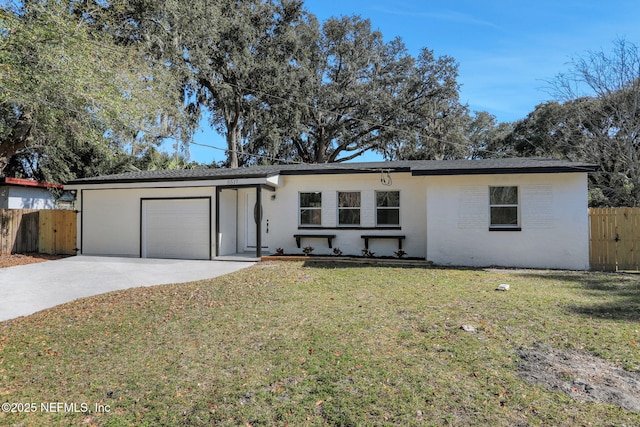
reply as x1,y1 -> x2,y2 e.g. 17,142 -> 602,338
517,272 -> 640,322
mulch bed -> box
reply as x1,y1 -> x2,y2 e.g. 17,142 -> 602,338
0,253 -> 65,269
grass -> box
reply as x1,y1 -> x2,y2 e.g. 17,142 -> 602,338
1,261 -> 639,426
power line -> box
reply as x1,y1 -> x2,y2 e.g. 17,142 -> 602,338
4,85 -> 618,178
195,78 -> 497,157
189,141 -> 307,165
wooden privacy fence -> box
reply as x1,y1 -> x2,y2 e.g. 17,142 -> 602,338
0,209 -> 77,255
589,207 -> 640,271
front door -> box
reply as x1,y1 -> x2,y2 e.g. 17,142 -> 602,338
245,190 -> 268,252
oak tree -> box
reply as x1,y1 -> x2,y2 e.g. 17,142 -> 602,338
0,1 -> 185,182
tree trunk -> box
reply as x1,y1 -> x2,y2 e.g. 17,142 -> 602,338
226,100 -> 241,169
227,127 -> 239,169
314,127 -> 327,163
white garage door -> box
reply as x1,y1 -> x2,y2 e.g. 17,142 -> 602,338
141,198 -> 211,260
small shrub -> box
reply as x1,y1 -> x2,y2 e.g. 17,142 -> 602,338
302,246 -> 314,256
361,248 -> 375,258
333,247 -> 343,256
394,250 -> 407,258
275,248 -> 284,255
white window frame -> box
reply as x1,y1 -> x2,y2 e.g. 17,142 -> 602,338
299,192 -> 322,227
375,190 -> 400,227
489,186 -> 520,230
337,191 -> 361,226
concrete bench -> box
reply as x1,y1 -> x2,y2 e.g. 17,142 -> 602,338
294,234 -> 337,249
361,235 -> 406,250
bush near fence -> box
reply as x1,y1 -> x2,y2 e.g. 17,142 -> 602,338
0,209 -> 77,256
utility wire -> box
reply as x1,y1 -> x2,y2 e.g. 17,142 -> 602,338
189,141 -> 308,165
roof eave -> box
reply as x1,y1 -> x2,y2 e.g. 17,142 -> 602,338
0,177 -> 63,189
66,171 -> 274,186
279,167 -> 412,176
411,165 -> 600,176
64,160 -> 601,185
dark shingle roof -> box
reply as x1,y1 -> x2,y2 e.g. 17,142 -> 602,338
68,164 -> 284,184
66,158 -> 599,185
407,158 -> 600,176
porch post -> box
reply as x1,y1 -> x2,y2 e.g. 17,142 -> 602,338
215,186 -> 220,258
256,186 -> 262,258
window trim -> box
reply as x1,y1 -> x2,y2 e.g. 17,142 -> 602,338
375,190 -> 400,227
337,191 -> 361,227
297,226 -> 401,230
488,186 -> 521,231
298,191 -> 322,227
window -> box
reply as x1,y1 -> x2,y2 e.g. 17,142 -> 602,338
338,191 -> 361,225
489,186 -> 519,230
299,192 -> 322,226
376,191 -> 400,226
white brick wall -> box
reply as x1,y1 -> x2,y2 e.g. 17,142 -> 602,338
74,168 -> 591,269
266,172 -> 426,257
425,173 -> 590,269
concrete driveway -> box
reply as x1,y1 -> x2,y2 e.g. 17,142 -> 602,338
0,256 -> 255,322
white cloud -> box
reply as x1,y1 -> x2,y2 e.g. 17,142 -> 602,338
372,5 -> 501,30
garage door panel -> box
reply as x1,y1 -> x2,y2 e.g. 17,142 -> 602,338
82,190 -> 140,256
142,198 -> 211,260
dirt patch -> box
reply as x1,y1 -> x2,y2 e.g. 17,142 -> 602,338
518,342 -> 640,411
0,253 -> 65,269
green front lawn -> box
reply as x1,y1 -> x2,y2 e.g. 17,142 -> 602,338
1,262 -> 639,426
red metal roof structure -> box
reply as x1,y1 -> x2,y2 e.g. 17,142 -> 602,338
0,177 -> 63,189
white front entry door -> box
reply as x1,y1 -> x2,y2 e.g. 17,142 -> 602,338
245,191 -> 268,251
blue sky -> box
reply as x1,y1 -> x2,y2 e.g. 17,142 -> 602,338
183,0 -> 640,164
